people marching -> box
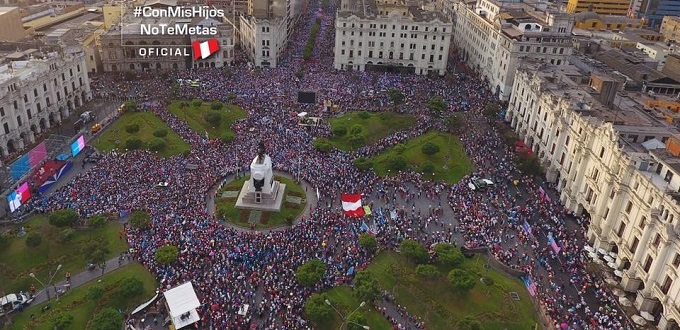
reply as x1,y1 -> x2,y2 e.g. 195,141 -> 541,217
18,0 -> 631,329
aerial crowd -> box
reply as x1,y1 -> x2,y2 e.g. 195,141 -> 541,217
23,0 -> 634,329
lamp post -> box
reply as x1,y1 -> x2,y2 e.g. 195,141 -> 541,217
325,300 -> 369,330
29,264 -> 62,302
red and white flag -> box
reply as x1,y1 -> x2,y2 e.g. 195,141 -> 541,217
192,39 -> 220,60
341,194 -> 365,217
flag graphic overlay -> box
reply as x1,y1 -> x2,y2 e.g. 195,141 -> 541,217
192,39 -> 220,60
341,194 -> 365,217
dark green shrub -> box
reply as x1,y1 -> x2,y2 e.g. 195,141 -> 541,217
358,111 -> 371,119
149,138 -> 165,152
59,229 -> 76,242
88,215 -> 107,228
153,129 -> 168,137
205,111 -> 222,127
125,138 -> 142,150
25,232 -> 42,248
332,126 -> 347,136
211,102 -> 223,110
49,209 -> 79,227
125,124 -> 140,133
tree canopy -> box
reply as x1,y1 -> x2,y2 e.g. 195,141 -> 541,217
304,293 -> 333,323
353,270 -> 380,302
400,239 -> 428,263
296,259 -> 326,287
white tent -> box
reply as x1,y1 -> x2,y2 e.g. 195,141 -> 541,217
163,281 -> 201,329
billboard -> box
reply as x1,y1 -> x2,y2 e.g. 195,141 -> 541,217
8,182 -> 31,212
71,135 -> 86,157
9,142 -> 48,180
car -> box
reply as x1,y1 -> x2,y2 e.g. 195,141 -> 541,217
467,178 -> 494,191
1,292 -> 33,316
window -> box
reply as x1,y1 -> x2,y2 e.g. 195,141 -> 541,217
643,256 -> 653,272
3,123 -> 8,134
617,221 -> 626,237
639,217 -> 646,230
43,83 -> 47,92
599,147 -> 605,158
16,115 -> 22,127
662,275 -> 673,294
625,201 -> 633,214
630,237 -> 639,253
652,234 -> 661,248
673,254 -> 680,267
0,107 -> 4,117
26,109 -> 31,120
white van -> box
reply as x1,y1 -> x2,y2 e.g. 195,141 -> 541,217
0,293 -> 33,315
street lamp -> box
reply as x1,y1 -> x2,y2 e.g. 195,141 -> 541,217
29,264 -> 62,302
325,300 -> 369,330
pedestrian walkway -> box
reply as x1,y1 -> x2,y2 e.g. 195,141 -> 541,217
30,256 -> 134,306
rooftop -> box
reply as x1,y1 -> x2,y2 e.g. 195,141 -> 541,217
0,52 -> 65,85
0,6 -> 18,15
338,0 -> 449,22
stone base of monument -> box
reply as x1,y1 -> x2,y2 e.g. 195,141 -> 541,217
235,180 -> 287,212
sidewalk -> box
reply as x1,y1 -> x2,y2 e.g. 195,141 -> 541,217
29,256 -> 134,306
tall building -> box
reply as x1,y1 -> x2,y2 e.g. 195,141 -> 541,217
0,50 -> 91,157
0,7 -> 27,41
333,0 -> 452,75
506,59 -> 680,330
635,0 -> 680,28
661,15 -> 680,42
238,0 -> 297,68
448,0 -> 574,99
566,0 -> 632,16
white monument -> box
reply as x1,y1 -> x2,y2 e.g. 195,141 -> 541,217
235,142 -> 286,211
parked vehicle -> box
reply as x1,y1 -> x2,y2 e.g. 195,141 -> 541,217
467,178 -> 494,191
0,292 -> 33,316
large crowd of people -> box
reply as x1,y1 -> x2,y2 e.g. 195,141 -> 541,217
21,0 -> 634,329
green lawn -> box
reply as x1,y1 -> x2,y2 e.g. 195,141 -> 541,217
215,175 -> 307,229
168,100 -> 246,141
93,112 -> 190,157
366,251 -> 538,330
369,131 -> 471,183
318,286 -> 393,330
0,215 -> 129,294
7,263 -> 157,330
328,111 -> 415,150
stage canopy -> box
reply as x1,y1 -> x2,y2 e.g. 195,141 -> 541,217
163,281 -> 201,329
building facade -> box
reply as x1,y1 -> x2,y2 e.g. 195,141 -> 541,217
0,51 -> 91,157
566,0 -> 631,16
239,15 -> 289,67
661,16 -> 680,43
506,60 -> 680,330
333,0 -> 452,76
448,0 -> 574,99
636,1 -> 680,28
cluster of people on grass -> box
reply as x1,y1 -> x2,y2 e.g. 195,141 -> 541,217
24,0 -> 633,328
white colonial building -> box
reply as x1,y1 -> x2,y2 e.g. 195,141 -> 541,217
239,15 -> 290,68
443,0 -> 574,99
334,0 -> 452,75
506,59 -> 680,330
0,50 -> 91,157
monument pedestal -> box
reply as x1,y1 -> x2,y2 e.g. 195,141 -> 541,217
235,178 -> 286,212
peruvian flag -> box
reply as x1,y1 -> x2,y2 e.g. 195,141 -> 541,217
192,39 -> 220,60
341,194 -> 365,217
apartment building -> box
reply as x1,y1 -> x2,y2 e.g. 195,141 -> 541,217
0,50 -> 91,157
238,0 -> 298,68
566,0 -> 631,16
632,0 -> 680,28
448,0 -> 574,99
333,0 -> 452,76
506,59 -> 680,329
661,16 -> 680,43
